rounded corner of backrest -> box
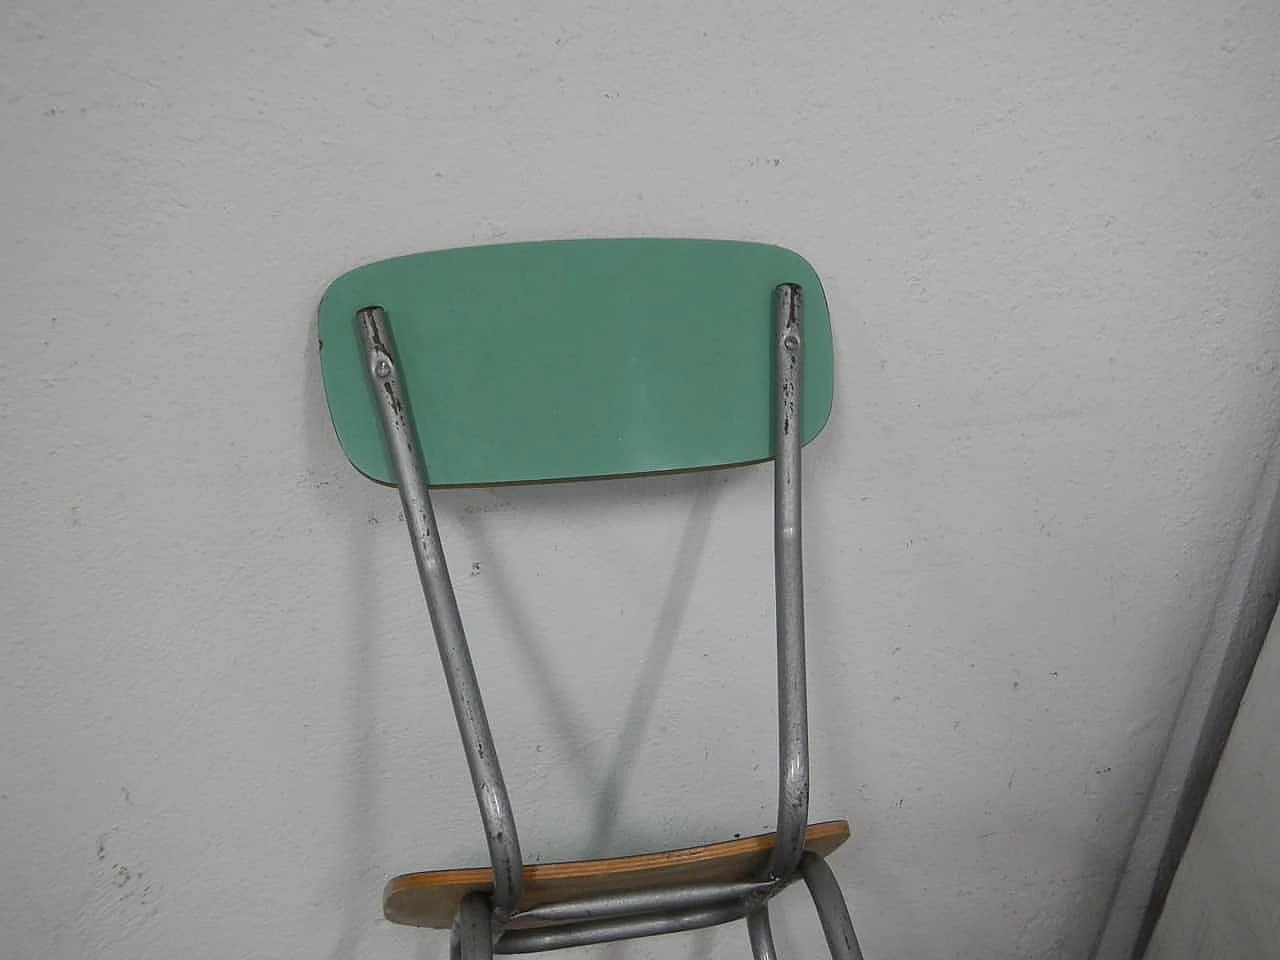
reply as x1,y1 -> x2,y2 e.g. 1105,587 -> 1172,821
316,261 -> 395,485
768,243 -> 822,282
771,241 -> 816,268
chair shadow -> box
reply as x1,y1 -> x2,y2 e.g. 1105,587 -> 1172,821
457,471 -> 723,960
583,475 -> 719,856
453,503 -> 600,819
455,472 -> 722,847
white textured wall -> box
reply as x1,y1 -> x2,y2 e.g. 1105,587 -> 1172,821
2,2 -> 1279,958
1147,613 -> 1280,960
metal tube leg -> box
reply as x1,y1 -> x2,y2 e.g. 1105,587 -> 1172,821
356,307 -> 524,921
800,853 -> 864,960
451,893 -> 495,960
769,283 -> 810,880
747,906 -> 780,960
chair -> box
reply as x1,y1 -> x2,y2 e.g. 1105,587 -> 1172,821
317,238 -> 864,958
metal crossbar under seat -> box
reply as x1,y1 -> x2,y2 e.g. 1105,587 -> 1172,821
318,239 -> 864,958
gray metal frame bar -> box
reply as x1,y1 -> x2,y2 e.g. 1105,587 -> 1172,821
487,855 -> 860,957
747,906 -> 780,960
495,900 -> 752,954
511,880 -> 775,926
357,307 -> 525,921
451,892 -> 495,960
770,282 -> 810,880
801,852 -> 864,960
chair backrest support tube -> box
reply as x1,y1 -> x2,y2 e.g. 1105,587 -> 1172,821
357,306 -> 525,923
769,283 -> 811,880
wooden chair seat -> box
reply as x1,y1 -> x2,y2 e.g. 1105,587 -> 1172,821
384,820 -> 850,929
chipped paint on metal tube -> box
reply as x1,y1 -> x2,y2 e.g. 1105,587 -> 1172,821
356,306 -> 524,925
770,283 -> 810,880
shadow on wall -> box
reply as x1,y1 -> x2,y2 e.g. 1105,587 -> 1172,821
457,472 -> 721,860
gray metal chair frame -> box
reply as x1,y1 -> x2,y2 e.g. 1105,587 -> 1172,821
354,284 -> 864,958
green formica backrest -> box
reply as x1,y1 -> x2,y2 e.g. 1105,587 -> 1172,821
318,239 -> 832,486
